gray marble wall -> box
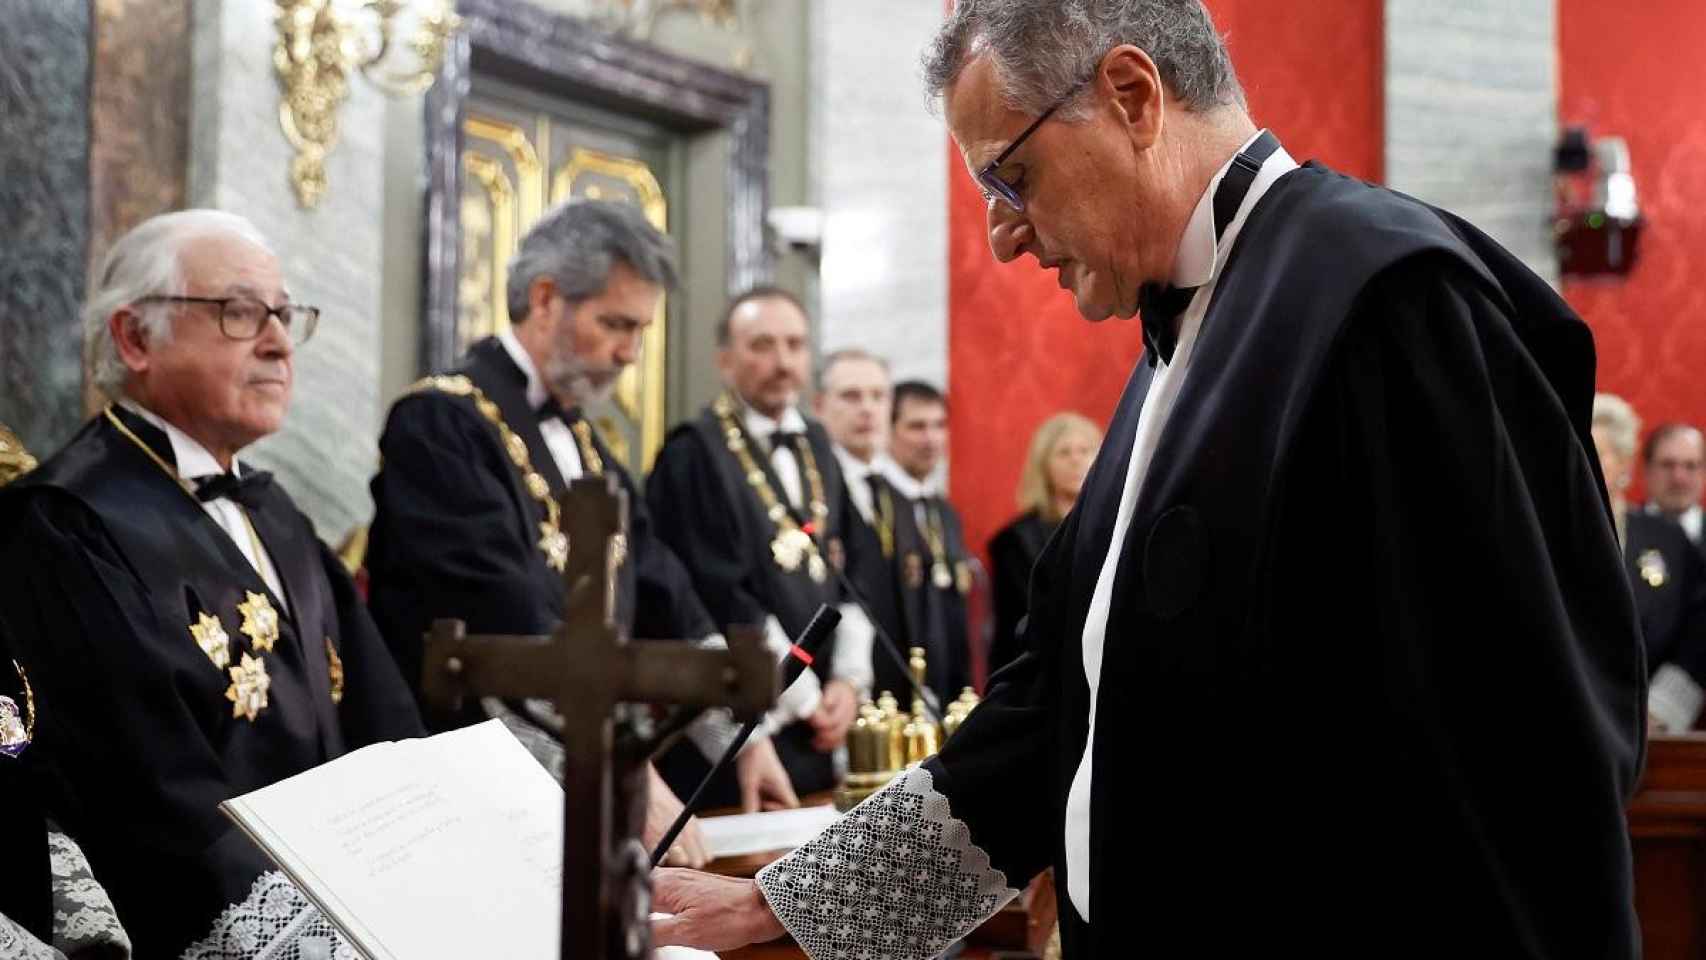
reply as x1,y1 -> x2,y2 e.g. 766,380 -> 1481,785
189,0 -> 387,541
810,1 -> 950,390
1386,0 -> 1560,282
0,2 -> 92,458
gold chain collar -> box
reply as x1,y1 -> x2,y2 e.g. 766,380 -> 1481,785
411,375 -> 568,572
713,393 -> 831,583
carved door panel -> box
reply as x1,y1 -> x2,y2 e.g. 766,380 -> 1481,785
459,81 -> 678,474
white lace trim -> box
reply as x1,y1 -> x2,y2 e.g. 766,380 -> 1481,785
45,831 -> 129,957
180,872 -> 356,960
0,913 -> 63,960
756,766 -> 1018,960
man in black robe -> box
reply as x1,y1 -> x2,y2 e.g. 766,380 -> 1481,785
0,210 -> 424,957
647,288 -> 877,805
653,3 -> 1645,958
1593,393 -> 1706,732
813,349 -> 932,706
366,200 -> 798,853
879,381 -> 974,705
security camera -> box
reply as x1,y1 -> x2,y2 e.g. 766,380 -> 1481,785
767,206 -> 824,253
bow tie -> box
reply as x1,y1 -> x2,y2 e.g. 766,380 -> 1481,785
536,396 -> 566,423
1138,283 -> 1199,367
768,430 -> 805,453
194,470 -> 274,509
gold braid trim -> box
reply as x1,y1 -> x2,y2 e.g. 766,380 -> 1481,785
409,375 -> 569,572
713,393 -> 830,583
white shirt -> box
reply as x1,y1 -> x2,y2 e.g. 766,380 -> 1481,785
741,403 -> 811,510
119,400 -> 288,606
833,445 -> 879,524
878,457 -> 941,530
1064,132 -> 1298,923
498,329 -> 585,482
1644,503 -> 1704,544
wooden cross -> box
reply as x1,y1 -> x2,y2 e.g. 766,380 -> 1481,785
420,475 -> 775,960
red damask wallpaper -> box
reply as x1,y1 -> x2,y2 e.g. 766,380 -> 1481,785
947,0 -> 1385,574
1560,0 -> 1706,502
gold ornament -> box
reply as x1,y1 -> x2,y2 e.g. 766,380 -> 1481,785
1638,549 -> 1668,588
237,591 -> 281,653
189,612 -> 233,669
713,393 -> 830,581
225,653 -> 272,722
540,524 -> 570,573
932,562 -> 954,591
325,637 -> 345,705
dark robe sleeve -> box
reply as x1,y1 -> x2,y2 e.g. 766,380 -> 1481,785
1261,253 -> 1646,952
367,394 -> 559,691
985,519 -> 1033,679
316,540 -> 424,745
0,493 -> 277,955
644,430 -> 770,631
1669,538 -> 1706,692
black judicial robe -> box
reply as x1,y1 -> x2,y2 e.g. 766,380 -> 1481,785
986,509 -> 1055,678
646,408 -> 856,800
841,472 -> 928,702
366,336 -> 715,721
1626,511 -> 1706,693
921,163 -> 1646,958
0,408 -> 423,956
886,495 -> 973,705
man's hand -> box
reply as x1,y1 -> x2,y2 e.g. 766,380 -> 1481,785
645,764 -> 709,868
736,737 -> 801,812
652,869 -> 786,952
810,679 -> 860,751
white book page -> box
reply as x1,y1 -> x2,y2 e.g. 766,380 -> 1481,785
223,720 -> 565,960
697,804 -> 841,858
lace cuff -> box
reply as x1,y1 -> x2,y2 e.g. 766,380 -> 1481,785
180,872 -> 356,960
46,830 -> 129,958
756,766 -> 1017,960
0,912 -> 64,960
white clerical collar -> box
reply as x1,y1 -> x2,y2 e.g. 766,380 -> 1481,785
740,399 -> 808,444
834,443 -> 876,481
498,328 -> 550,410
1170,128 -> 1298,288
118,398 -> 236,480
878,457 -> 937,500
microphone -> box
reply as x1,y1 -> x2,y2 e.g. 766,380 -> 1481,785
649,604 -> 842,868
827,563 -> 942,724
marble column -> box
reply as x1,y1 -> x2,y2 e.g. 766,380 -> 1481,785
189,0 -> 387,541
810,0 -> 950,389
1386,0 -> 1560,282
0,2 -> 92,458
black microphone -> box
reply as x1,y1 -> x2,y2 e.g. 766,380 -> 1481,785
649,604 -> 842,868
827,563 -> 943,725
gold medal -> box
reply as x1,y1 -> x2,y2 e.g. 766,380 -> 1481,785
772,528 -> 810,572
225,652 -> 272,722
932,562 -> 954,591
0,661 -> 33,759
237,591 -> 280,653
189,611 -> 232,669
539,524 -> 569,572
325,637 -> 345,705
1638,549 -> 1668,588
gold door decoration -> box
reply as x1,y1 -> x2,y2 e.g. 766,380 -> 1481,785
459,118 -> 670,471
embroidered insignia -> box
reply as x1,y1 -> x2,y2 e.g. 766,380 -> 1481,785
0,660 -> 31,758
325,637 -> 345,705
237,591 -> 280,653
225,653 -> 272,722
189,612 -> 232,669
1638,549 -> 1668,588
904,553 -> 925,590
540,523 -> 570,572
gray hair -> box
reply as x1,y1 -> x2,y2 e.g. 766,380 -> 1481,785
815,348 -> 891,394
1593,393 -> 1641,461
84,209 -> 274,399
505,199 -> 679,323
922,0 -> 1245,120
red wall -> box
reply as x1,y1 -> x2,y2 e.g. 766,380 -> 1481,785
948,0 -> 1385,567
1560,0 -> 1706,500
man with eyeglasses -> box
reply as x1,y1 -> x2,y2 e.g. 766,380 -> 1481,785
653,2 -> 1645,958
0,209 -> 424,957
1642,423 -> 1705,545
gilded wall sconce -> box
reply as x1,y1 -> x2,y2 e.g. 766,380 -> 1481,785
274,0 -> 461,208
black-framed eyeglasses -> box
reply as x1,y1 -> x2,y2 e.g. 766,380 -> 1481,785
137,296 -> 320,345
976,76 -> 1092,213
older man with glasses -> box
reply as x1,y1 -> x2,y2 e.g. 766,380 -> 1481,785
0,209 -> 423,957
653,2 -> 1645,958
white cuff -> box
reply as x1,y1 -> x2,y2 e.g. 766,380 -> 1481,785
1649,663 -> 1704,733
830,603 -> 875,698
181,871 -> 357,959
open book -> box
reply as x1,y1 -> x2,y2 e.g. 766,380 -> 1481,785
222,719 -> 714,960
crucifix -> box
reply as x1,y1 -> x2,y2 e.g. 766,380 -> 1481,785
419,475 -> 777,959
